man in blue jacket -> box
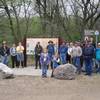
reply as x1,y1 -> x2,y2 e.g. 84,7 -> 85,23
83,41 -> 95,76
59,42 -> 68,64
47,41 -> 55,69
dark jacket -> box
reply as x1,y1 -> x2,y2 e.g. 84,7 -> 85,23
83,45 -> 95,58
0,46 -> 10,56
35,45 -> 43,56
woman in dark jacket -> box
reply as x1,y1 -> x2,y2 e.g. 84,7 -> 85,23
0,41 -> 10,65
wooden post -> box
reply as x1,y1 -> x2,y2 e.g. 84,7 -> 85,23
22,35 -> 27,67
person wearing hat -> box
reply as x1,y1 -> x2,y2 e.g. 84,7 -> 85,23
47,40 -> 55,69
95,43 -> 100,73
0,41 -> 10,65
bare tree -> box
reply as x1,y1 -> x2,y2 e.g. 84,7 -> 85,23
0,0 -> 35,42
35,0 -> 72,39
0,0 -> 18,42
70,0 -> 100,38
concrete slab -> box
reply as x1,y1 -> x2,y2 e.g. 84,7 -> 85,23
13,67 -> 52,77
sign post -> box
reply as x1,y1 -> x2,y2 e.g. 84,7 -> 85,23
84,30 -> 94,36
95,30 -> 99,48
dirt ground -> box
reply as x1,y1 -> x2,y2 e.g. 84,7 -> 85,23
0,74 -> 100,100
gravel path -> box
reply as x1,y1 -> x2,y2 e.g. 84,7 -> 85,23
0,75 -> 100,100
0,67 -> 100,100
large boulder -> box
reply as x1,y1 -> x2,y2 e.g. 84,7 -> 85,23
53,63 -> 77,80
0,63 -> 14,79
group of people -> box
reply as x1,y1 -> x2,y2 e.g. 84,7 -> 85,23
0,41 -> 24,68
0,36 -> 100,78
34,37 -> 100,77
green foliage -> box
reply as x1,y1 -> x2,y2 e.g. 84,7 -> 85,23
0,16 -> 82,43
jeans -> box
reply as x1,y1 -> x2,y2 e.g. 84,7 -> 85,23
41,64 -> 48,77
1,55 -> 9,65
73,57 -> 81,69
84,57 -> 93,75
60,53 -> 67,64
17,53 -> 24,61
11,55 -> 17,68
53,61 -> 60,69
96,60 -> 100,73
35,54 -> 41,69
73,56 -> 81,73
17,53 -> 24,67
48,53 -> 53,69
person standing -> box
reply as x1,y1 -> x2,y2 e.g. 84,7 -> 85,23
71,42 -> 82,74
0,41 -> 10,65
67,42 -> 74,63
66,42 -> 71,63
40,48 -> 50,78
34,42 -> 43,69
10,43 -> 17,68
90,37 -> 96,48
47,41 -> 55,69
59,42 -> 68,64
95,43 -> 100,73
16,42 -> 24,67
83,42 -> 95,76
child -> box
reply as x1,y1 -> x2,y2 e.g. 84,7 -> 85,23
40,49 -> 50,78
51,53 -> 60,77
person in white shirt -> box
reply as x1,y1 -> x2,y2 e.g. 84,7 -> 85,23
71,42 -> 82,74
67,42 -> 74,63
